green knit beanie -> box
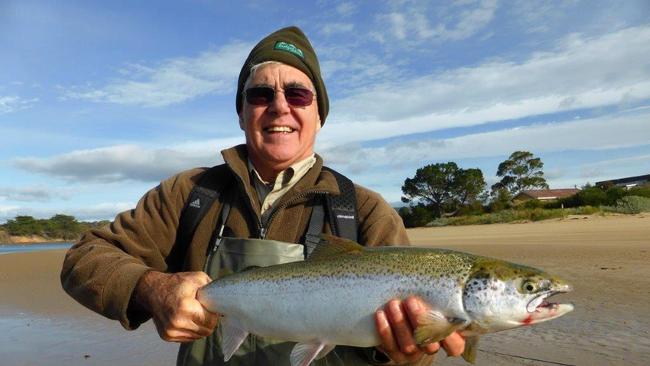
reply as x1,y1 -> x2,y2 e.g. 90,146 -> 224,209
236,26 -> 329,125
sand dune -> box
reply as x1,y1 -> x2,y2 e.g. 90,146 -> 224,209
1,214 -> 648,365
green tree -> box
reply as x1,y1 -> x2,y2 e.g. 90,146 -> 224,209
45,214 -> 83,240
491,151 -> 549,196
4,215 -> 42,236
454,168 -> 486,208
401,162 -> 486,218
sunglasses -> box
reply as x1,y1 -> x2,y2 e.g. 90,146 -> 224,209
243,86 -> 315,107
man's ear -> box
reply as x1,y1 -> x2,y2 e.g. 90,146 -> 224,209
315,115 -> 321,132
238,114 -> 245,131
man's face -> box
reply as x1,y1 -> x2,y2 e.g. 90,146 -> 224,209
239,63 -> 321,173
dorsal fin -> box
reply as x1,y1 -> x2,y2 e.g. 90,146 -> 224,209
307,234 -> 365,261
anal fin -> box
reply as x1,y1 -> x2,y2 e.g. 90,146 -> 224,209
218,316 -> 249,361
290,342 -> 334,366
461,336 -> 480,364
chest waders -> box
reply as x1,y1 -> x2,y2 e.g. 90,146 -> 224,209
176,166 -> 381,366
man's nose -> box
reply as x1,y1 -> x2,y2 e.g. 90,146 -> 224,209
268,90 -> 291,115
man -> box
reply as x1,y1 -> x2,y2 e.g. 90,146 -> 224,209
61,26 -> 464,365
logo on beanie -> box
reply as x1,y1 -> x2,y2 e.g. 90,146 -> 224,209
274,41 -> 304,59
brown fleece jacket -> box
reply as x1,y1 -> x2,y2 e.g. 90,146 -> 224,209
60,145 -> 409,330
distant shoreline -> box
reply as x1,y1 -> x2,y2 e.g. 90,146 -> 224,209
0,235 -> 69,245
2,213 -> 646,245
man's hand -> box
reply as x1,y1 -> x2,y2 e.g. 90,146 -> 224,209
134,271 -> 219,342
375,296 -> 465,365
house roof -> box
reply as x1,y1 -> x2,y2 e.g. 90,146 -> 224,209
596,174 -> 650,186
516,189 -> 581,200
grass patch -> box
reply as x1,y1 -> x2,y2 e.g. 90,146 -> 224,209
428,206 -> 602,226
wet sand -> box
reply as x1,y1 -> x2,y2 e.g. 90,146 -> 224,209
1,214 -> 648,365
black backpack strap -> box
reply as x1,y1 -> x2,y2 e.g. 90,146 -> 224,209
174,164 -> 228,252
304,167 -> 358,257
304,202 -> 325,257
322,166 -> 358,242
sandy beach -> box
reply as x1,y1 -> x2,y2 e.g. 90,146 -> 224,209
1,214 -> 648,365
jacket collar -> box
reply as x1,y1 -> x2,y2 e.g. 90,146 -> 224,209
221,144 -> 340,199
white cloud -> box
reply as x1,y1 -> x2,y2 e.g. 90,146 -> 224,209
336,2 -> 356,17
0,202 -> 134,223
439,0 -> 498,40
511,0 -> 579,34
13,137 -> 243,183
376,0 -> 498,43
0,95 -> 38,114
320,109 -> 650,172
73,202 -> 135,221
385,12 -> 408,40
324,25 -> 650,144
0,186 -> 71,202
319,23 -> 355,36
63,41 -> 253,107
0,205 -> 20,222
577,154 -> 650,182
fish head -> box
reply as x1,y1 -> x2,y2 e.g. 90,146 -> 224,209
462,258 -> 574,333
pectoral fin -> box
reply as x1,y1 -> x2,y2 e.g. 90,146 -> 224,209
218,316 -> 249,362
290,342 -> 334,366
461,336 -> 480,364
414,310 -> 467,345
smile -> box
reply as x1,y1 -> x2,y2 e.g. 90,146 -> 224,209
264,126 -> 295,133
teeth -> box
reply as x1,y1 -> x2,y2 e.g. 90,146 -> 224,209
266,126 -> 293,133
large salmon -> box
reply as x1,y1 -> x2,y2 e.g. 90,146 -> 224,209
198,235 -> 573,365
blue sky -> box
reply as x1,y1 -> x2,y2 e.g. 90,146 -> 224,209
1,0 -> 649,222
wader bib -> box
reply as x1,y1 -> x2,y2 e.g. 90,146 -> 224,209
177,203 -> 376,366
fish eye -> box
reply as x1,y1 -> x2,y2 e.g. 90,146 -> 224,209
522,280 -> 537,293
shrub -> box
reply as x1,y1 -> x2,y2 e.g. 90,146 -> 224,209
427,206 -> 604,226
455,201 -> 486,216
558,186 -> 609,208
605,186 -> 626,205
577,186 -> 608,206
606,196 -> 650,214
627,185 -> 650,199
523,199 -> 544,209
487,188 -> 513,213
0,230 -> 11,244
398,205 -> 435,228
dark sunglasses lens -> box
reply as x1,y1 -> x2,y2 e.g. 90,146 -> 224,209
245,87 -> 313,107
245,87 -> 274,105
284,88 -> 313,107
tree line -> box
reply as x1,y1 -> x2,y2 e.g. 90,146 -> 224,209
398,150 -> 650,227
2,150 -> 649,239
0,214 -> 109,241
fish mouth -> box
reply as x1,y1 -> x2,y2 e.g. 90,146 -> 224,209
523,290 -> 574,325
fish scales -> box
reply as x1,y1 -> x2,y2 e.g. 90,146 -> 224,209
198,236 -> 574,365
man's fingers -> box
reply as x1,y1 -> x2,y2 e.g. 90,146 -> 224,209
422,341 -> 441,354
387,300 -> 418,355
375,310 -> 398,352
189,271 -> 213,287
191,306 -> 219,329
403,297 -> 441,355
204,311 -> 219,329
403,296 -> 425,326
375,310 -> 407,364
440,332 -> 465,357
